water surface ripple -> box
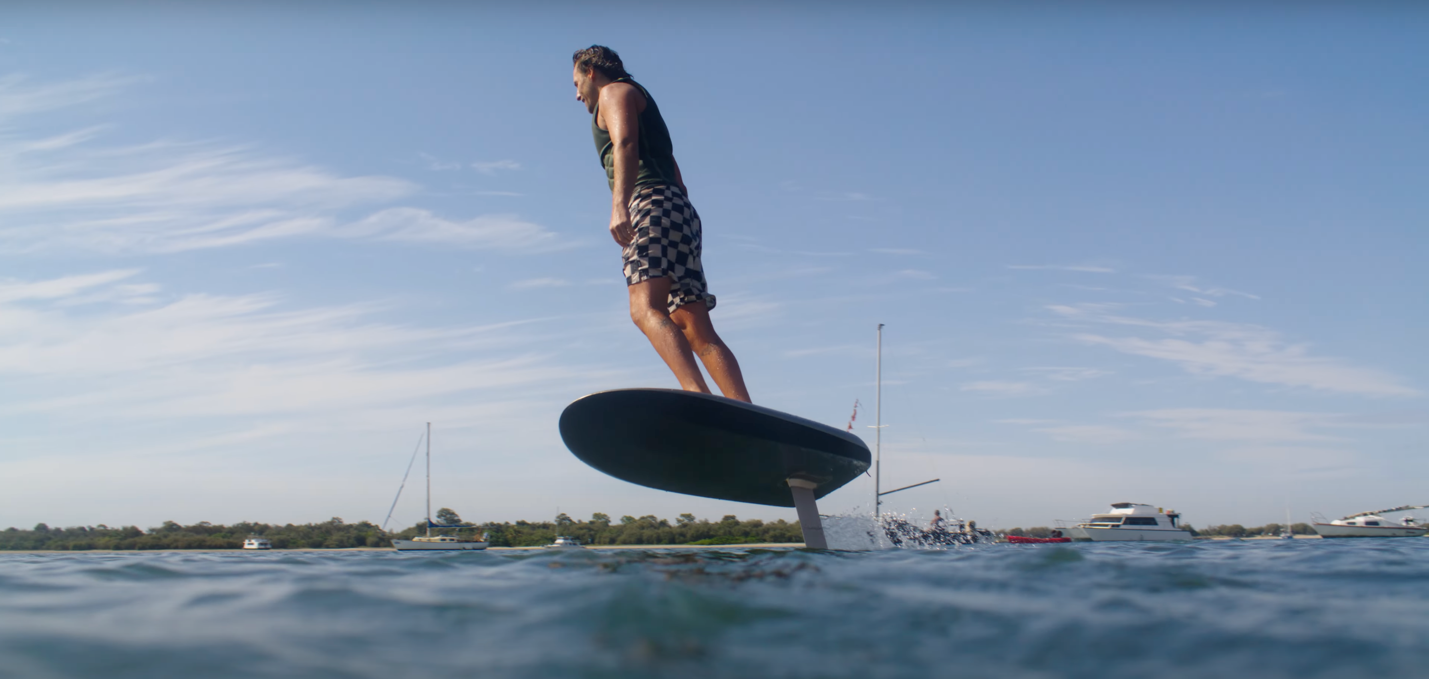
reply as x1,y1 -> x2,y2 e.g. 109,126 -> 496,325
3,540 -> 1427,678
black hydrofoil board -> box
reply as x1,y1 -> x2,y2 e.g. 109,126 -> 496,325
559,389 -> 871,507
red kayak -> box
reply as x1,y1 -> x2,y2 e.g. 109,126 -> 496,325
1006,535 -> 1071,544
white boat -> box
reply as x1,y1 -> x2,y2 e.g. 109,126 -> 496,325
1062,502 -> 1192,542
242,536 -> 271,550
393,534 -> 490,551
391,423 -> 489,552
546,536 -> 585,549
1312,505 -> 1429,538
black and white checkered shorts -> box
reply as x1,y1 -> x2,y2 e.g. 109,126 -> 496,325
623,183 -> 717,313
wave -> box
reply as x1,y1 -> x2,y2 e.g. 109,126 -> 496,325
3,541 -> 1428,678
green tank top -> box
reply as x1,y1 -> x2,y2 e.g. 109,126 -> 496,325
592,78 -> 678,191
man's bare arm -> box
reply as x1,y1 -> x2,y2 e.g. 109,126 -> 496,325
601,83 -> 644,247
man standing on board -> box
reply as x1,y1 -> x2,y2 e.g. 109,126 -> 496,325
572,45 -> 752,403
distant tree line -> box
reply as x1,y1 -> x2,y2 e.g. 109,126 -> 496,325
1191,522 -> 1316,538
1002,523 -> 1318,538
1,510 -> 802,551
390,510 -> 803,547
1,518 -> 387,551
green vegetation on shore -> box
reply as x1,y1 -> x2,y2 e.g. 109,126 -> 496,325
2,518 -> 388,551
392,511 -> 803,547
1,510 -> 802,551
1004,523 -> 1318,538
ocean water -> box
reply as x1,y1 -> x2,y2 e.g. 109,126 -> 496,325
3,539 -> 1428,679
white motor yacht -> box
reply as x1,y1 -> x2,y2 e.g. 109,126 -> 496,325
1063,503 -> 1192,542
546,536 -> 585,549
242,536 -> 272,550
1312,508 -> 1428,538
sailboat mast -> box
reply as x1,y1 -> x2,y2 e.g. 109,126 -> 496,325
875,323 -> 883,520
425,422 -> 432,539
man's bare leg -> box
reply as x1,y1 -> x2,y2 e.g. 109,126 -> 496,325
628,277 -> 711,393
670,302 -> 752,403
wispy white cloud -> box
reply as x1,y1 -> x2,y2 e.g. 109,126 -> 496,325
894,269 -> 937,281
58,282 -> 161,307
0,270 -> 141,304
1008,264 -> 1116,273
1034,424 -> 1140,444
13,125 -> 111,153
731,265 -> 836,285
418,153 -> 463,171
471,159 -> 521,174
708,293 -> 782,330
871,248 -> 924,256
508,278 -> 571,290
960,381 -> 1048,397
1048,303 -> 1418,397
0,135 -> 412,253
0,73 -> 139,120
1020,366 -> 1111,382
1124,408 -> 1346,443
1148,275 -> 1259,300
346,208 -> 569,252
1205,445 -> 1357,475
995,417 -> 1138,444
0,272 -> 608,416
0,74 -> 561,255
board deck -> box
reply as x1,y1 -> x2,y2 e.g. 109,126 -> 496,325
559,389 -> 871,507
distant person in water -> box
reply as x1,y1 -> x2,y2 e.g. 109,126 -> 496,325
930,510 -> 947,531
571,45 -> 752,403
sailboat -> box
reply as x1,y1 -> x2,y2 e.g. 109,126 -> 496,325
391,423 -> 489,551
867,325 -> 991,547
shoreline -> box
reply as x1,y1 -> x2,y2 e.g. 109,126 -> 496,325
0,543 -> 806,554
20,536 -> 1406,554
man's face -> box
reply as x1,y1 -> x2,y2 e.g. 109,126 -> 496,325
573,65 -> 600,114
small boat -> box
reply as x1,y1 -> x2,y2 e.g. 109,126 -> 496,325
1312,505 -> 1429,538
242,536 -> 272,550
391,423 -> 489,552
546,536 -> 585,549
1062,503 -> 1192,542
1006,535 -> 1071,544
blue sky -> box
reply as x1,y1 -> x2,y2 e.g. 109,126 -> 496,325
1,3 -> 1425,531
